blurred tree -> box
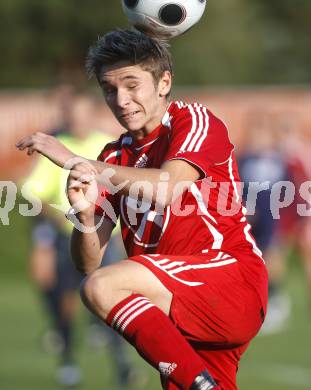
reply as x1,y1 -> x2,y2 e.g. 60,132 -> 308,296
0,0 -> 124,87
0,0 -> 310,87
254,0 -> 311,83
172,0 -> 266,85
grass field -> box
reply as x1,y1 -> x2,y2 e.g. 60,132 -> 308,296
1,205 -> 311,390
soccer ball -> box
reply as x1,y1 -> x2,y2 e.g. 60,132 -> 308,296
121,0 -> 207,38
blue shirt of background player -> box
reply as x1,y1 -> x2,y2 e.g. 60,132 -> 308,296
238,150 -> 288,252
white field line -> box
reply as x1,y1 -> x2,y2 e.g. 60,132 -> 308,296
241,362 -> 311,387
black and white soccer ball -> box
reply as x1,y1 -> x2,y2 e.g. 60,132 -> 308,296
121,0 -> 207,38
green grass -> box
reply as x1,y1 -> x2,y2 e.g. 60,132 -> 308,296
1,206 -> 311,389
238,265 -> 311,389
0,278 -> 159,390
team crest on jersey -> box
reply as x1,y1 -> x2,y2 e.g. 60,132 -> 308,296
134,153 -> 148,168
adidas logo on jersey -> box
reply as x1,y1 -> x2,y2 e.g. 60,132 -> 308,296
158,362 -> 177,377
134,153 -> 148,168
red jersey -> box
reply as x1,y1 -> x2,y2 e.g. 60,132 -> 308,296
96,101 -> 268,390
96,101 -> 263,261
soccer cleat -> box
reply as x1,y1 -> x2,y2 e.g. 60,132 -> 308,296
56,363 -> 82,387
190,369 -> 218,390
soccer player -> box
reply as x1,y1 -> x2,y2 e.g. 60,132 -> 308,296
17,30 -> 268,390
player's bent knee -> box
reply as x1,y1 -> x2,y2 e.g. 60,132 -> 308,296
79,275 -> 91,306
79,269 -> 112,312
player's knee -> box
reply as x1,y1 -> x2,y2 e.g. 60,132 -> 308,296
80,270 -> 112,311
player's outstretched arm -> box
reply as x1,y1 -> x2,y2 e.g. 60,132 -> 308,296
66,161 -> 115,274
16,132 -> 76,168
71,216 -> 114,274
69,158 -> 200,208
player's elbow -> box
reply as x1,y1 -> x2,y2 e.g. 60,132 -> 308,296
73,257 -> 99,275
74,261 -> 88,275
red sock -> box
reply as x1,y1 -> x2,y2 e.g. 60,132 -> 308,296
106,294 -> 207,390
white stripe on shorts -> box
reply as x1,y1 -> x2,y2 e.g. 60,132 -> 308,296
162,261 -> 186,270
169,258 -> 237,275
141,255 -> 204,286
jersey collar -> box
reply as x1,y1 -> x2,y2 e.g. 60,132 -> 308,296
128,101 -> 174,149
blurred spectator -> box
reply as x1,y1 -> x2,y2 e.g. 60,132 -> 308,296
24,89 -> 135,387
238,111 -> 290,334
278,118 -> 311,307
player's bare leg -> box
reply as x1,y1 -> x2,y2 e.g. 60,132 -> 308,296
81,260 -> 218,390
81,260 -> 171,318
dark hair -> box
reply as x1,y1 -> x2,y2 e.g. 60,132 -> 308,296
86,29 -> 173,85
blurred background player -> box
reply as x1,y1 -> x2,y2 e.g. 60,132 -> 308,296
238,111 -> 291,334
278,117 -> 311,307
25,88 -> 135,387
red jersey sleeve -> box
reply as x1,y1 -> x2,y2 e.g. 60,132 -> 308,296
94,141 -> 120,225
164,104 -> 234,177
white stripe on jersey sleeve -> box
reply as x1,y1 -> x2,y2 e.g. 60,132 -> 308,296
176,100 -> 187,109
194,107 -> 210,152
187,103 -> 205,152
179,104 -> 197,152
177,103 -> 210,154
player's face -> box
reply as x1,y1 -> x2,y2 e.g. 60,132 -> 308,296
100,62 -> 171,138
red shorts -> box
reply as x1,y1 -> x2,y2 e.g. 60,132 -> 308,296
129,250 -> 268,389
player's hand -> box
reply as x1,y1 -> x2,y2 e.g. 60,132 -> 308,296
66,161 -> 98,217
16,132 -> 76,168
